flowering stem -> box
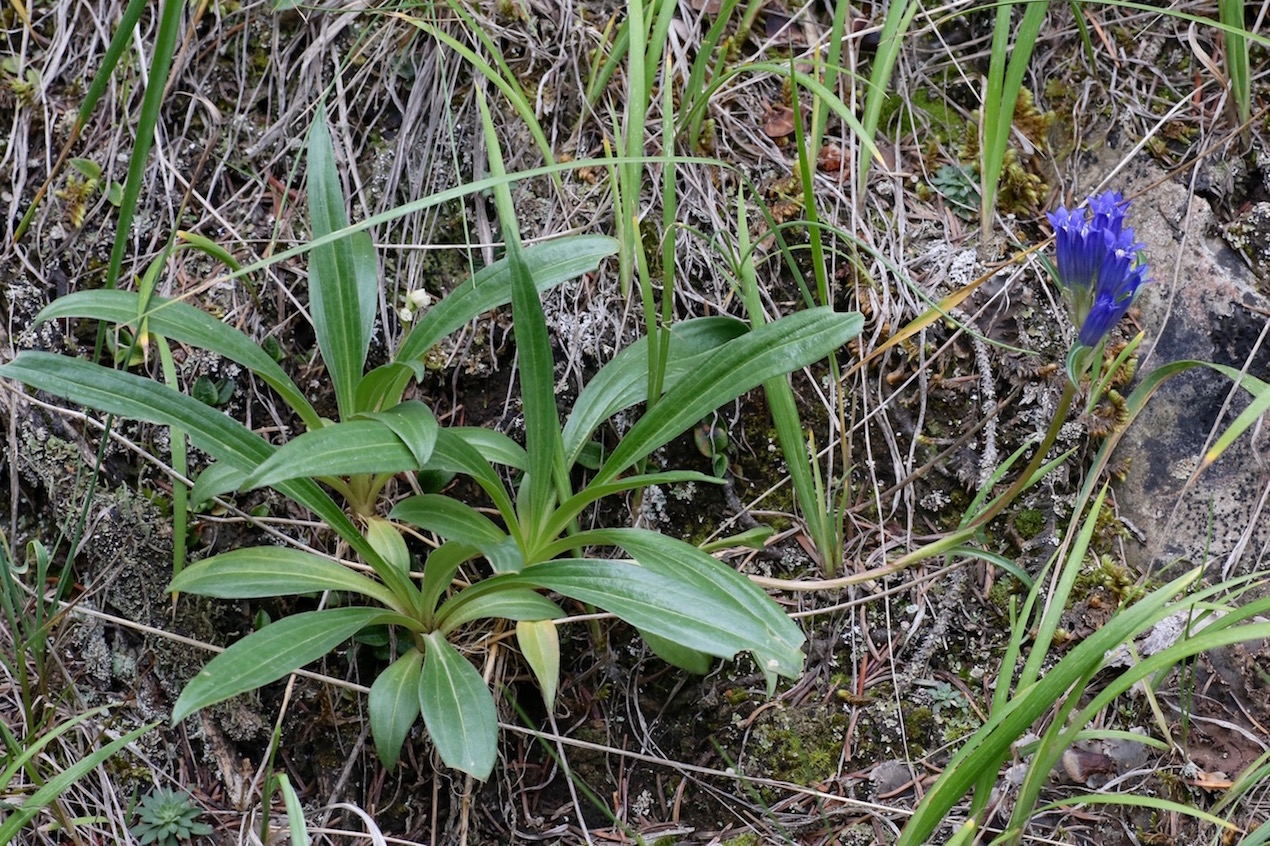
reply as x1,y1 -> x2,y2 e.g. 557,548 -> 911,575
969,379 -> 1077,530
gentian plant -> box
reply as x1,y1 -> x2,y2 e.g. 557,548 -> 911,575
897,193 -> 1270,844
1047,190 -> 1151,383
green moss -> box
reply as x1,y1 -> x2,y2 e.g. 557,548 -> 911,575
1014,507 -> 1045,540
717,835 -> 760,846
748,705 -> 846,799
902,705 -> 936,747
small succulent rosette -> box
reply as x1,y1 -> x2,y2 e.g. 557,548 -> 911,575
1047,191 -> 1151,383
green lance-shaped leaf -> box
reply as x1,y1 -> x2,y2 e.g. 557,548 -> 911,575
168,546 -> 403,611
172,608 -> 413,724
426,429 -> 520,536
593,307 -> 863,486
369,647 -> 423,770
190,462 -> 249,508
392,236 -> 618,370
0,352 -> 410,596
359,400 -> 438,467
448,427 -> 527,470
562,315 -> 748,467
638,629 -> 713,675
390,494 -> 521,573
363,516 -> 414,592
516,620 -> 560,710
419,631 -> 498,779
238,418 -> 425,491
436,588 -> 564,635
511,559 -> 800,678
36,290 -> 321,430
603,528 -> 804,683
307,112 -> 379,420
420,542 -> 478,621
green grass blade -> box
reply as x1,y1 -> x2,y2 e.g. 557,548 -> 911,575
0,718 -> 156,843
897,567 -> 1205,844
1220,0 -> 1251,138
593,308 -> 863,486
857,0 -> 921,192
99,0 -> 182,297
403,8 -> 558,183
13,0 -> 148,240
980,0 -> 1048,232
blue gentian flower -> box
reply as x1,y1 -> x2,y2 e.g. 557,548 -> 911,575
1047,191 -> 1151,348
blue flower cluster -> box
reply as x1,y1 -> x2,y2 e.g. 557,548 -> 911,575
1047,191 -> 1151,348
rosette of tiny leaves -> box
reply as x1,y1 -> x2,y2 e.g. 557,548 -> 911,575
1047,191 -> 1151,351
130,787 -> 212,846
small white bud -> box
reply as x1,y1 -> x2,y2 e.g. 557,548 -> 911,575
398,307 -> 414,323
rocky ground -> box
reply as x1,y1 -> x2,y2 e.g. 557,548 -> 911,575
3,1 -> 1270,844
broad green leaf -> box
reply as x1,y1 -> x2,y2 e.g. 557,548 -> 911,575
36,290 -> 321,429
369,647 -> 423,769
190,462 -> 248,507
393,238 -> 617,371
593,308 -> 863,485
449,427 -> 527,470
239,419 -> 424,491
600,529 -> 805,684
512,559 -> 799,676
639,629 -> 713,675
562,315 -> 748,466
427,429 -> 519,533
307,113 -> 379,419
355,361 -> 417,414
548,470 -> 721,539
390,494 -> 521,573
419,631 -> 498,778
172,607 -> 410,724
168,547 -> 403,611
516,620 -> 560,710
437,588 -> 564,634
360,400 -> 438,467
